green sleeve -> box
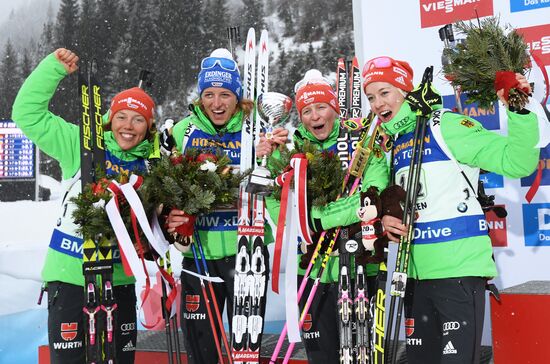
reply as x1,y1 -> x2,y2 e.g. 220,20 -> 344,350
441,110 -> 540,178
12,53 -> 82,179
310,143 -> 389,231
171,116 -> 192,153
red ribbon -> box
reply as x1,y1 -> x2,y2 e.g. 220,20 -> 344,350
156,262 -> 178,313
272,154 -> 313,294
272,168 -> 294,294
525,161 -> 544,203
174,212 -> 197,237
126,176 -> 159,329
494,71 -> 530,103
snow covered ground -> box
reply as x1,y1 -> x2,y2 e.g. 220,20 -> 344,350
0,181 -> 287,364
0,199 -> 56,364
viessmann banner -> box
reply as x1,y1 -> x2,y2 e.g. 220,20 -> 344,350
353,0 -> 550,344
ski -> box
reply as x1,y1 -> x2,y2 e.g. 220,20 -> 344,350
337,57 -> 349,120
336,55 -> 374,364
232,27 -> 269,364
79,60 -> 117,364
337,229 -> 354,364
355,264 -> 370,364
246,28 -> 269,363
232,26 -> 255,362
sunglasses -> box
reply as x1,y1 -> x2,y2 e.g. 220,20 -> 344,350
200,57 -> 238,72
362,56 -> 394,77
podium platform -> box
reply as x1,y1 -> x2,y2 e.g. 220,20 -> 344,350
38,331 -> 493,363
491,280 -> 550,364
38,331 -> 310,364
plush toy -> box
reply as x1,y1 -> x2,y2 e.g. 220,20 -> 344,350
299,186 -> 380,270
354,186 -> 383,265
356,184 -> 409,264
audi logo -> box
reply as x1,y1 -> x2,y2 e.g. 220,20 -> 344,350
120,323 -> 136,331
442,321 -> 460,331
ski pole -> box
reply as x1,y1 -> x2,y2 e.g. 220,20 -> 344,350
190,242 -> 226,364
194,231 -> 234,364
165,251 -> 183,364
439,24 -> 463,114
159,255 -> 176,364
385,67 -> 435,364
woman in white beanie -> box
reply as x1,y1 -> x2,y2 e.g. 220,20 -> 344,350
260,69 -> 388,363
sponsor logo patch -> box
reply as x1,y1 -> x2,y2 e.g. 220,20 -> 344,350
419,0 -> 493,28
405,318 -> 415,337
122,341 -> 136,352
303,313 -> 313,332
443,340 -> 458,354
185,294 -> 200,312
459,119 -> 475,128
523,203 -> 550,246
517,24 -> 550,65
442,321 -> 461,332
60,322 -> 78,341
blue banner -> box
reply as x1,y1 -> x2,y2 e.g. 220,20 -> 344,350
480,172 -> 504,189
510,0 -> 550,13
522,202 -> 550,246
521,144 -> 550,187
442,94 -> 500,130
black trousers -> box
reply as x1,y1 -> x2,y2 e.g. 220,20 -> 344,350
404,277 -> 486,364
47,281 -> 137,364
297,275 -> 377,363
180,250 -> 269,364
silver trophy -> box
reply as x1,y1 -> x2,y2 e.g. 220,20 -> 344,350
246,92 -> 293,195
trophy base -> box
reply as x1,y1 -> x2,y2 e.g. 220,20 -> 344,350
246,167 -> 273,195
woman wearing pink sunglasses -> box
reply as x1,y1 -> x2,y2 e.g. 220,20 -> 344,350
362,56 -> 541,364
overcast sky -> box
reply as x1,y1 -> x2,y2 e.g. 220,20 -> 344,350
0,0 -> 24,23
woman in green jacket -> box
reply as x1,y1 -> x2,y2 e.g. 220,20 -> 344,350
12,48 -> 157,364
165,48 -> 280,364
260,69 -> 389,363
361,56 -> 540,364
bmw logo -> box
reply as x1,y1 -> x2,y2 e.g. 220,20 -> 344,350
457,202 -> 468,213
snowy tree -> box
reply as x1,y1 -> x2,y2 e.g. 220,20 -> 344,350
203,0 -> 231,52
0,40 -> 19,119
116,0 -> 160,95
54,0 -> 79,49
19,48 -> 33,81
241,0 -> 266,31
277,0 -> 294,36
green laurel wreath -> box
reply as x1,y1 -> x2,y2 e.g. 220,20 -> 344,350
442,16 -> 530,110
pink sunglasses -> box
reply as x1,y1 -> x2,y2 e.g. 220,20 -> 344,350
362,56 -> 394,77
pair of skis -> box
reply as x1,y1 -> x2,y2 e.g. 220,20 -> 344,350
78,62 -> 117,364
232,27 -> 270,364
336,56 -> 374,364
